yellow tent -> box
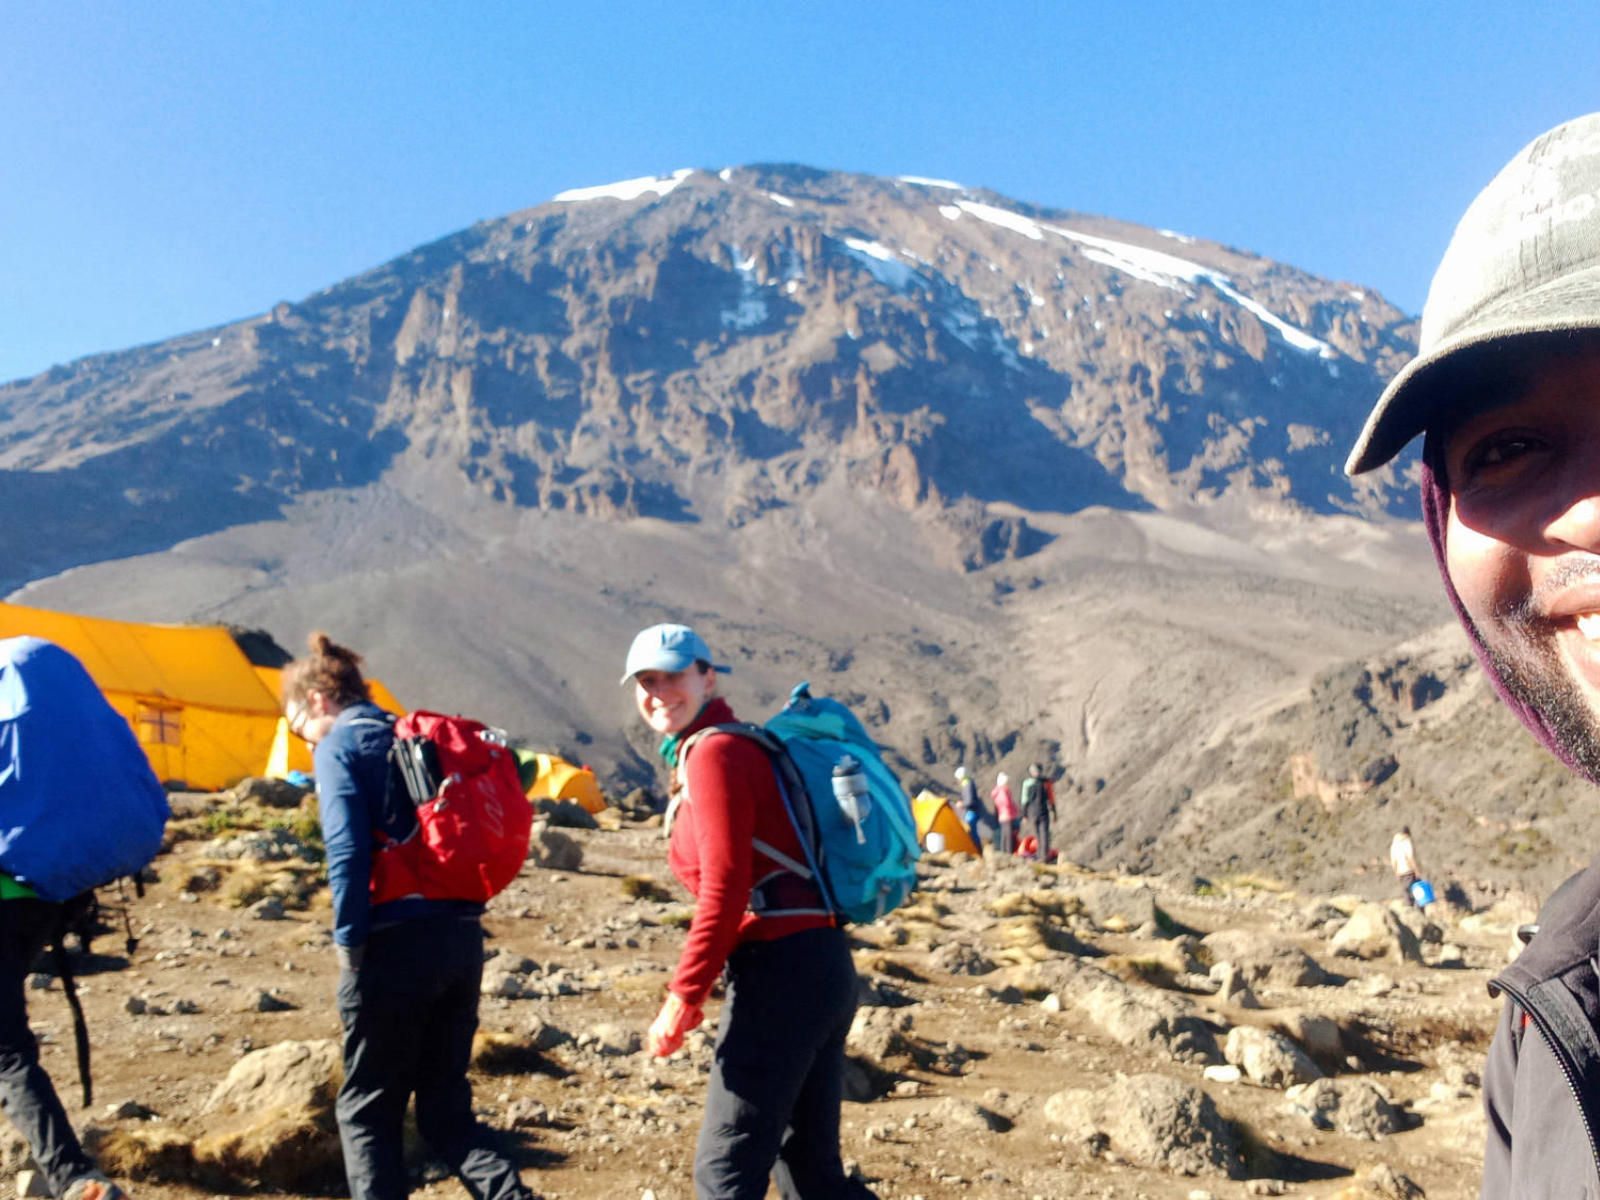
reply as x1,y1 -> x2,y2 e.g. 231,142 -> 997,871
912,790 -> 981,856
260,668 -> 405,779
525,753 -> 606,814
0,601 -> 282,791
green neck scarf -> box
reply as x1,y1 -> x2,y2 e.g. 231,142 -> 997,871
657,702 -> 712,769
0,871 -> 37,901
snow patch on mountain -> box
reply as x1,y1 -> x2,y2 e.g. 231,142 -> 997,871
554,168 -> 694,203
899,176 -> 965,190
841,237 -> 922,290
955,199 -> 1337,359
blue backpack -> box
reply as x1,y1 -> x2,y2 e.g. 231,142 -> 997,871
0,637 -> 170,902
681,683 -> 921,924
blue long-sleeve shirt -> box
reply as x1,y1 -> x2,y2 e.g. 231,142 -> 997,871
313,702 -> 480,947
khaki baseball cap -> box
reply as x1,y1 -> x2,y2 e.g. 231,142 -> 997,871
1347,113 -> 1600,475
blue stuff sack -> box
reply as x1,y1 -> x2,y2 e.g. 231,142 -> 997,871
1409,878 -> 1436,908
0,637 -> 169,901
683,682 -> 921,924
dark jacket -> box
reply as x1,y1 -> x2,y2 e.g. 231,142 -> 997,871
313,702 -> 480,948
1482,858 -> 1600,1199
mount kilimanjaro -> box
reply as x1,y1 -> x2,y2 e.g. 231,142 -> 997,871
9,163 -> 1561,898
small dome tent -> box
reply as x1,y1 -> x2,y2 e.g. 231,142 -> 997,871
521,752 -> 606,814
912,790 -> 981,856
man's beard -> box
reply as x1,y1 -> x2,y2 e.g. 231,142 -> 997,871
1485,617 -> 1600,784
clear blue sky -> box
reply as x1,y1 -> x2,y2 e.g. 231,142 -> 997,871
3,2 -> 1597,384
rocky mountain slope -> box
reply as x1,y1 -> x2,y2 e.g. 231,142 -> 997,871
0,165 -> 1418,586
5,163 -> 1590,897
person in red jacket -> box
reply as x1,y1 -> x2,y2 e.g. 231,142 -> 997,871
623,623 -> 876,1200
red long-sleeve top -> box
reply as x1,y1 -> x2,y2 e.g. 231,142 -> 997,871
665,698 -> 832,1006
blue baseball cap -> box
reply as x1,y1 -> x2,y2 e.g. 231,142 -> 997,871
619,623 -> 732,685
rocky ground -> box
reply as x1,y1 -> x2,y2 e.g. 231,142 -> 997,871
7,783 -> 1524,1200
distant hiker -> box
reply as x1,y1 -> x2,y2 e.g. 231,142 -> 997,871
991,772 -> 1019,855
1,638 -> 167,1200
282,634 -> 537,1200
1389,828 -> 1421,907
1021,763 -> 1056,862
622,623 -> 876,1200
953,765 -> 994,846
1344,112 -> 1600,1196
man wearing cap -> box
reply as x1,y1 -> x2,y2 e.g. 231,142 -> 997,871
619,623 -> 876,1200
1346,113 -> 1600,1196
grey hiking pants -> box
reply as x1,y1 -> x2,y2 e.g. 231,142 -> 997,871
335,917 -> 529,1200
0,899 -> 96,1198
694,926 -> 876,1200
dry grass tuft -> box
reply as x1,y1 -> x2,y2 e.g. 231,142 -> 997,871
854,952 -> 927,982
87,1126 -> 197,1182
619,874 -> 673,902
191,1106 -> 343,1192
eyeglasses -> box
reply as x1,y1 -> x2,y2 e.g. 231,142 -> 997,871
286,701 -> 309,740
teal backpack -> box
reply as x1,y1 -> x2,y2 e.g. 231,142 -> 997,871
681,683 -> 921,924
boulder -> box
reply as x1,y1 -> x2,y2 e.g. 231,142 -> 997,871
1329,904 -> 1424,965
1209,962 -> 1262,1009
1072,881 -> 1159,932
535,798 -> 599,830
526,821 -> 583,871
201,829 -> 314,863
931,1096 -> 1010,1132
223,776 -> 310,810
1270,1010 -> 1344,1064
1223,1026 -> 1323,1089
1050,959 -> 1221,1065
929,941 -> 998,977
204,1039 -> 341,1116
1326,1162 -> 1426,1199
1199,930 -> 1332,987
1044,1073 -> 1243,1177
1285,1078 -> 1405,1139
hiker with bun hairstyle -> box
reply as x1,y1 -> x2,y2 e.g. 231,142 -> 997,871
282,634 -> 536,1200
621,623 -> 877,1200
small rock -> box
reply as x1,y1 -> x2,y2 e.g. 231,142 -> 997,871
106,1099 -> 157,1120
587,1022 -> 641,1056
1202,1064 -> 1242,1084
252,990 -> 298,1013
248,896 -> 289,921
1247,1182 -> 1287,1196
505,1097 -> 552,1128
1224,1026 -> 1323,1089
1435,943 -> 1466,968
933,1096 -> 1009,1132
1285,1078 -> 1404,1139
525,1016 -> 572,1050
124,996 -> 147,1015
27,975 -> 51,992
1330,903 -> 1425,965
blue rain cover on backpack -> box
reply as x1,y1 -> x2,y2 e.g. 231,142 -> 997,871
0,637 -> 169,901
759,683 -> 921,924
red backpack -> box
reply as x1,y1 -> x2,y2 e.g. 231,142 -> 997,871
368,711 -> 533,905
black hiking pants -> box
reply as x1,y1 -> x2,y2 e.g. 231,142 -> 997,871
336,917 -> 529,1200
694,925 -> 876,1200
1025,803 -> 1051,861
0,899 -> 96,1197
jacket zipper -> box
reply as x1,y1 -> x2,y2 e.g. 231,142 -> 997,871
1493,976 -> 1600,1179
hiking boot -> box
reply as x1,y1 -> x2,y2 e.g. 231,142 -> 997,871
62,1174 -> 129,1200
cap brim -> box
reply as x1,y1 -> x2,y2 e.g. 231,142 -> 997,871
619,660 -> 732,686
1346,266 -> 1600,475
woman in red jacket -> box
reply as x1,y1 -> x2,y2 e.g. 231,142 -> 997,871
624,623 -> 876,1200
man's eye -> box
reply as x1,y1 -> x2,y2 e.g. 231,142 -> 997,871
1464,434 -> 1540,476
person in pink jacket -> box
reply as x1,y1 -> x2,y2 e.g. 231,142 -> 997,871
991,772 -> 1020,855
